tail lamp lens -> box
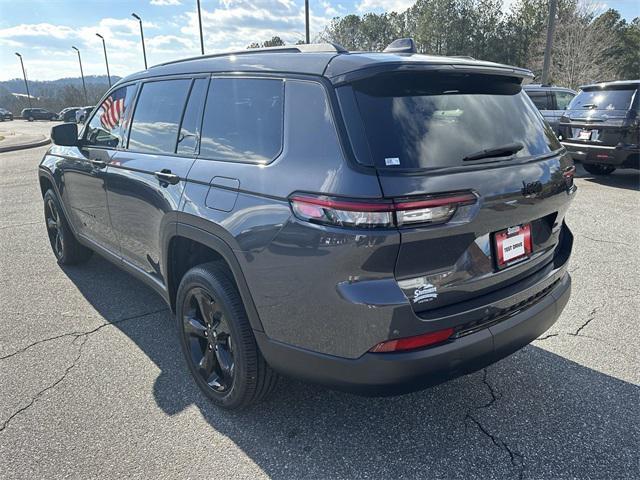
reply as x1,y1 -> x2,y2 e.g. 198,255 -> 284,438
290,192 -> 476,229
369,328 -> 455,353
562,165 -> 576,189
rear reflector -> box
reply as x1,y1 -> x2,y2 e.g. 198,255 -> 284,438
369,328 -> 455,353
289,192 -> 476,229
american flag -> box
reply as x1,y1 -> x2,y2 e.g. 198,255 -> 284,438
100,88 -> 126,130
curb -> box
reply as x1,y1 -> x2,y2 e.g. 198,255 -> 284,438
0,137 -> 51,154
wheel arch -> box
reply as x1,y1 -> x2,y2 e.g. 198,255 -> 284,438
164,222 -> 265,333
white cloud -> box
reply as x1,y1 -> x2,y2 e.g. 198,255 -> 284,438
357,0 -> 416,13
150,0 -> 182,5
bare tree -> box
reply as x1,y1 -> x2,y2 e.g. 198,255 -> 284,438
530,1 -> 619,88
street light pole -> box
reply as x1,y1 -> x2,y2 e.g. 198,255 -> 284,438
14,52 -> 33,109
96,33 -> 111,87
197,0 -> 205,55
131,13 -> 148,69
305,0 -> 310,44
72,46 -> 88,105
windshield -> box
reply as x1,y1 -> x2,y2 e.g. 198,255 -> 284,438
338,72 -> 560,169
568,88 -> 636,111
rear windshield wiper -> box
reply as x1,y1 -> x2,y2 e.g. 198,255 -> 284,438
463,142 -> 524,162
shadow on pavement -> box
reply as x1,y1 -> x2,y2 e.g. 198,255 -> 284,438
62,255 -> 639,479
575,163 -> 640,192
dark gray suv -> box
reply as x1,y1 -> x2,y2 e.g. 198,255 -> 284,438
39,41 -> 576,409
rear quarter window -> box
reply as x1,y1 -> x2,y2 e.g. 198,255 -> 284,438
199,78 -> 284,163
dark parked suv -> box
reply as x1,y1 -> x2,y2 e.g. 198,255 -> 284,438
22,108 -> 58,121
39,41 -> 576,409
558,80 -> 639,174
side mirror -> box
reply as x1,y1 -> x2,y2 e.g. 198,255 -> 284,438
51,123 -> 79,146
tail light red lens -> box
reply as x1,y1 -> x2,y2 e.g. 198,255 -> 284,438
289,192 -> 476,229
369,327 -> 455,353
563,165 -> 576,189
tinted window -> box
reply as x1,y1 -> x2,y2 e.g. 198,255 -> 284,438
177,78 -> 209,155
569,87 -> 637,111
341,73 -> 560,169
200,78 -> 284,163
128,79 -> 191,154
84,85 -> 136,148
554,91 -> 574,110
526,91 -> 551,110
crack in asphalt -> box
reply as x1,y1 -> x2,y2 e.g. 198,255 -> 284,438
536,333 -> 559,341
0,221 -> 41,230
0,336 -> 88,434
0,308 -> 169,361
464,369 -> 525,479
0,307 -> 169,433
536,302 -> 606,343
569,304 -> 603,337
579,234 -> 631,248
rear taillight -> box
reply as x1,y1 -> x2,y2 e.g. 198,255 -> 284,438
563,165 -> 576,189
369,327 -> 455,353
289,192 -> 476,229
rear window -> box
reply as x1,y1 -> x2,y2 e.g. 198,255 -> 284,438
338,72 -> 561,169
569,87 -> 636,111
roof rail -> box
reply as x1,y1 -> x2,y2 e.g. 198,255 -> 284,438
151,42 -> 348,69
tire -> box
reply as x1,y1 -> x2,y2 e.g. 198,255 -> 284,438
50,115 -> 56,121
176,261 -> 278,409
583,163 -> 615,175
28,116 -> 34,122
43,189 -> 93,265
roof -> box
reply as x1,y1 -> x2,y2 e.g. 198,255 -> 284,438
116,43 -> 534,86
579,79 -> 640,90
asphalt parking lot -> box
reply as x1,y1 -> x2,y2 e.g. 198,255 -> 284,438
0,128 -> 638,479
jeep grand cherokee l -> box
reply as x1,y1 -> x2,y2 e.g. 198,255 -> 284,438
558,80 -> 639,175
39,40 -> 575,409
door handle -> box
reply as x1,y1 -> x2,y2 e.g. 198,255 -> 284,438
90,159 -> 107,169
154,169 -> 180,185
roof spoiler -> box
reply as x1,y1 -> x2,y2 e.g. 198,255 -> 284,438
383,38 -> 417,54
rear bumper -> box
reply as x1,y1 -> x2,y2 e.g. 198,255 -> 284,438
256,271 -> 571,396
561,141 -> 639,168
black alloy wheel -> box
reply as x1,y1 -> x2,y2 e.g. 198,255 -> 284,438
176,262 -> 278,408
45,196 -> 64,260
43,189 -> 92,265
183,286 -> 235,393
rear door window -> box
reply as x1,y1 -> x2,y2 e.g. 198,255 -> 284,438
569,87 -> 637,111
176,78 -> 209,155
128,79 -> 192,154
338,73 -> 560,169
199,78 -> 284,163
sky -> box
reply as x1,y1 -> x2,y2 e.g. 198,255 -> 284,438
0,0 -> 638,82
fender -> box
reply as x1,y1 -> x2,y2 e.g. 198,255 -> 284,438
164,212 -> 265,333
38,166 -> 77,237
